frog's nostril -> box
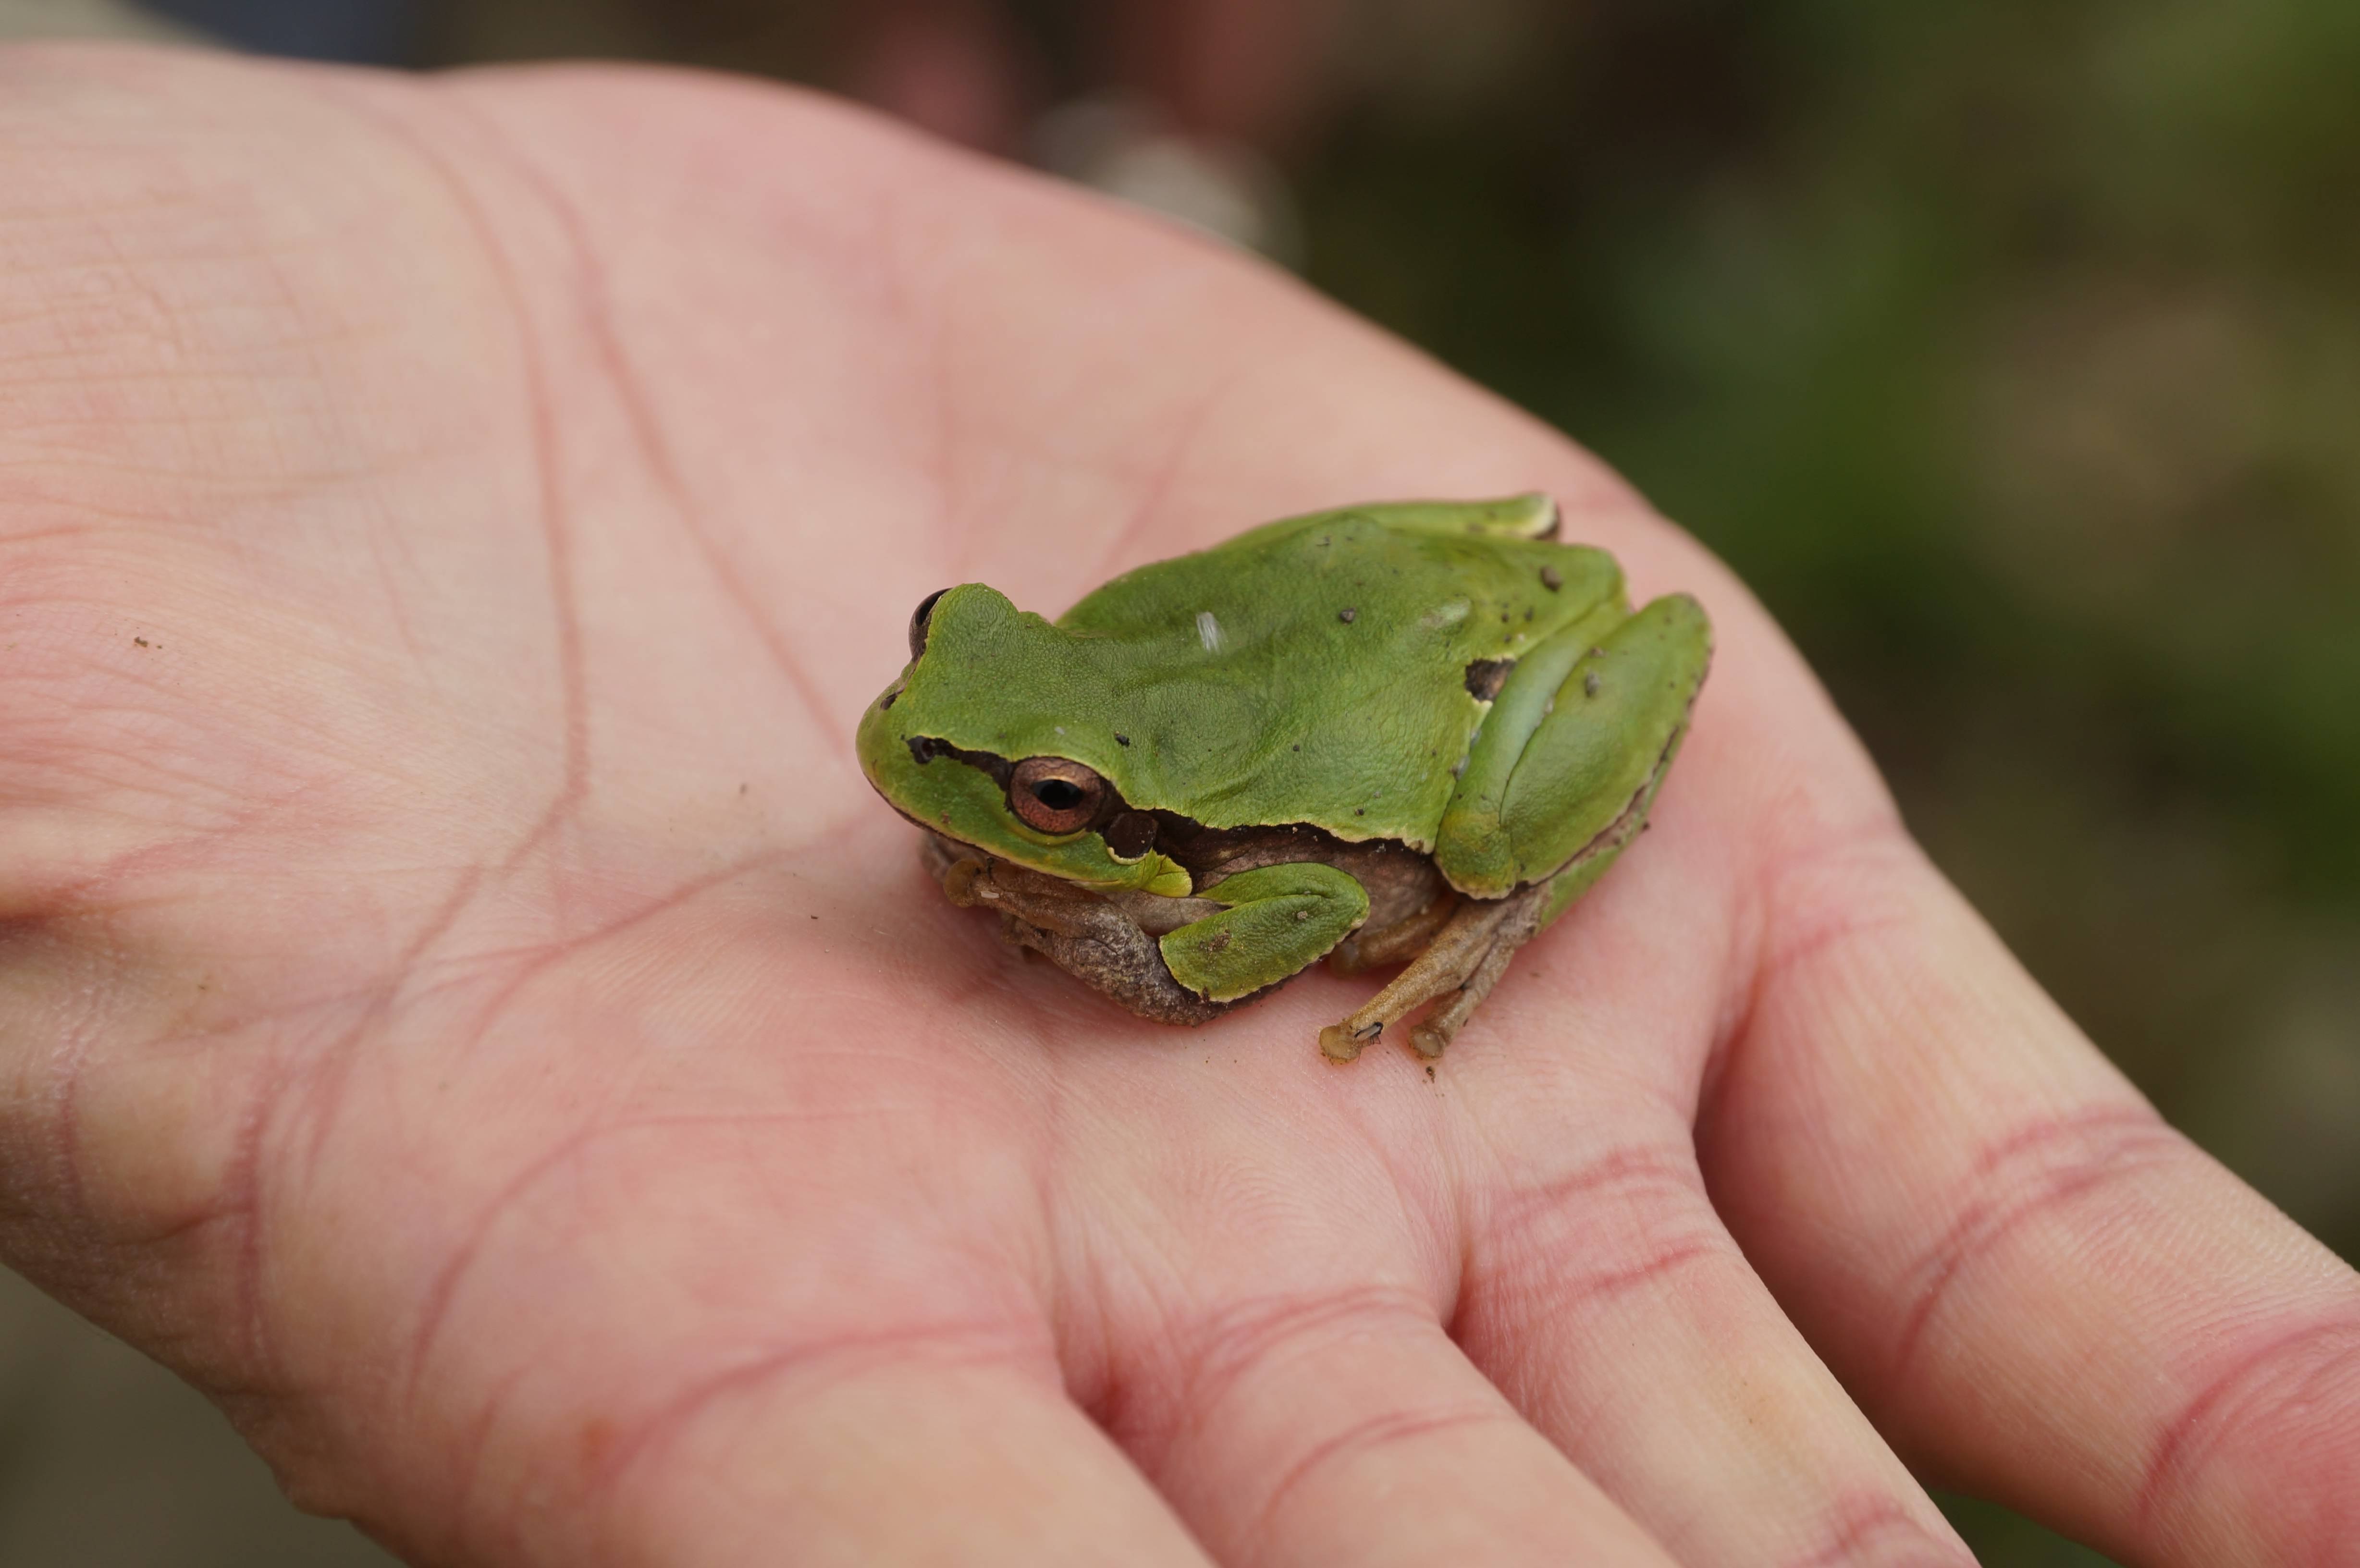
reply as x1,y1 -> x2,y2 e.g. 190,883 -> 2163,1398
909,588 -> 950,662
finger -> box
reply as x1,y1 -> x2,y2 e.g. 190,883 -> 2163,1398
1433,741 -> 1969,1568
1111,1285 -> 1678,1568
593,1354 -> 1217,1568
1453,1118 -> 1973,1567
1708,830 -> 2360,1566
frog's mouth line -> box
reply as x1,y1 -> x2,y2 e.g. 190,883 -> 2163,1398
893,736 -> 1433,907
907,730 -> 1243,869
904,733 -> 1018,792
920,832 -> 1226,937
905,733 -> 1159,855
901,736 -> 1388,860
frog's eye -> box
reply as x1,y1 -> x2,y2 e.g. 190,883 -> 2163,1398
909,588 -> 950,662
1009,757 -> 1107,834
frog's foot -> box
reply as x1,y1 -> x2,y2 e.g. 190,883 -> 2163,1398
1316,882 -> 1549,1062
1326,890 -> 1460,976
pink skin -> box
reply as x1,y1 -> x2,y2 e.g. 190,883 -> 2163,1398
1,44 -> 2353,1568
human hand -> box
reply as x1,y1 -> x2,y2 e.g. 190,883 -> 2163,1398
2,46 -> 2351,1567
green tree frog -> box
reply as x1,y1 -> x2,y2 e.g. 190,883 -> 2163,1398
856,494 -> 1711,1060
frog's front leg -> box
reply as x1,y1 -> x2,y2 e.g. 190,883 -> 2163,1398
1159,862 -> 1371,1004
923,836 -> 1232,1024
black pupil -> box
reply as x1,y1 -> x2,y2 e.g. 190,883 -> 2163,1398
1034,780 -> 1085,809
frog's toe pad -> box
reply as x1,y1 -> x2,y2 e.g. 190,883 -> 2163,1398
1319,1020 -> 1380,1061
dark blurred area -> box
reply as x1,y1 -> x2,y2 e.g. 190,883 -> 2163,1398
6,1 -> 2356,1564
145,0 -> 415,60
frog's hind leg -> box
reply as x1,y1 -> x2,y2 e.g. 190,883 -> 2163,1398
1399,895 -> 1548,1057
1317,882 -> 1549,1061
1327,889 -> 1460,975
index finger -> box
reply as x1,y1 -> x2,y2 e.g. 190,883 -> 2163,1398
1706,824 -> 2359,1566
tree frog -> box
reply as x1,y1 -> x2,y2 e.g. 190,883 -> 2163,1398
856,493 -> 1710,1060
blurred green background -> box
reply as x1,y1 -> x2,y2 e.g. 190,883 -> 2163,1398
4,1 -> 2354,1564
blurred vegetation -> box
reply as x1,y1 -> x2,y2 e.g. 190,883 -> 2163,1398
0,1263 -> 393,1565
1293,13 -> 2358,1553
1288,0 -> 2360,1264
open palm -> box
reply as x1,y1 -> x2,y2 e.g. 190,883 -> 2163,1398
3,46 -> 2351,1568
